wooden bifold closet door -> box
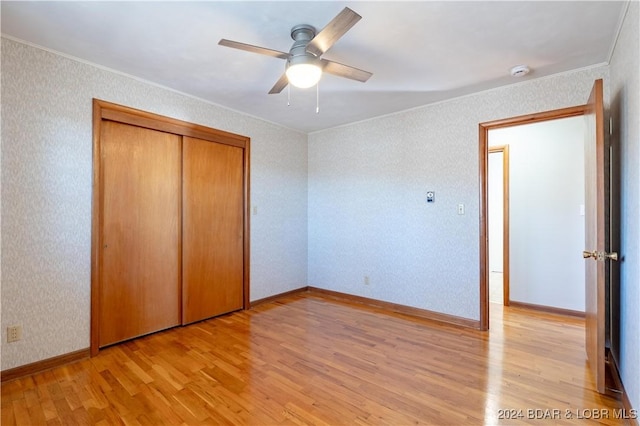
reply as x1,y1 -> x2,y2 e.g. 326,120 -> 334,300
182,137 -> 244,324
92,100 -> 249,354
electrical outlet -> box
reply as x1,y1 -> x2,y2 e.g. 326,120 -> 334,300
364,275 -> 370,285
7,325 -> 22,343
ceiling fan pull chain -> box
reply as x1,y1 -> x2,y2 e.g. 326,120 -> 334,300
287,84 -> 291,106
316,82 -> 320,114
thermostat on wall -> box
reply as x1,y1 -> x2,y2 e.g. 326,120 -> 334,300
426,191 -> 435,203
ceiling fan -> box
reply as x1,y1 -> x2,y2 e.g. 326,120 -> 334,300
219,7 -> 372,94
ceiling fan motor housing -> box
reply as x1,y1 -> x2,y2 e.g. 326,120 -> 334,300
288,24 -> 320,68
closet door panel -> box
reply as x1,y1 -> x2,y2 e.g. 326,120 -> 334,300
182,136 -> 244,324
99,121 -> 181,346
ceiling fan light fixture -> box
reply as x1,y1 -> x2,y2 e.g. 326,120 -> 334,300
286,63 -> 322,88
286,54 -> 322,89
219,8 -> 371,94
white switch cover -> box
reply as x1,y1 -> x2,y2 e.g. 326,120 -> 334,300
580,204 -> 585,216
458,204 -> 465,215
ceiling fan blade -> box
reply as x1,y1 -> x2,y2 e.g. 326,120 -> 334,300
306,7 -> 361,57
321,59 -> 372,83
218,39 -> 289,60
268,73 -> 289,94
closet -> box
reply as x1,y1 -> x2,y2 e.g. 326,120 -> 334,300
91,100 -> 250,355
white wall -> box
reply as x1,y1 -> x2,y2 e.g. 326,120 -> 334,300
489,117 -> 586,312
609,1 -> 639,414
308,65 -> 608,321
488,151 -> 504,305
0,38 -> 309,370
488,151 -> 504,273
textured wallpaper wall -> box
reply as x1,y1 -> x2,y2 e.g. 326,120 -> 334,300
0,37 -> 308,370
308,65 -> 609,321
609,1 -> 639,414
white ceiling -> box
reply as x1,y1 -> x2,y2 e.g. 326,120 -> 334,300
1,1 -> 627,133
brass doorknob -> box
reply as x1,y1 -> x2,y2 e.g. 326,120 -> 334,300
582,250 -> 618,261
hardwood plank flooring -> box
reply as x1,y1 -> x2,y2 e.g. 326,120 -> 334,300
1,293 -> 627,425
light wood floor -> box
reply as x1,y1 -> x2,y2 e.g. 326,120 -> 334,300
1,292 -> 626,425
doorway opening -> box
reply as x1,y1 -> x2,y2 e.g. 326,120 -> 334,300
488,145 -> 509,306
479,105 -> 588,330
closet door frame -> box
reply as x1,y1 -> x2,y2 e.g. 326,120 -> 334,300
91,99 -> 251,356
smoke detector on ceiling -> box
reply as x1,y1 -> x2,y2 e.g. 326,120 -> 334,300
510,65 -> 531,77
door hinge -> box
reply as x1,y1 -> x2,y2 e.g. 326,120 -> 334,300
610,117 -> 613,136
